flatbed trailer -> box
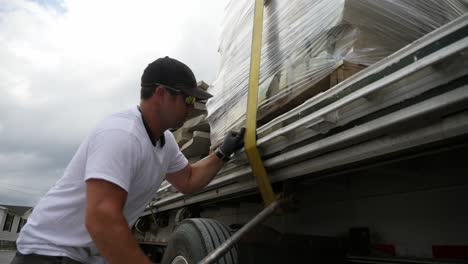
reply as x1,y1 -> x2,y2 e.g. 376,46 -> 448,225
133,12 -> 468,264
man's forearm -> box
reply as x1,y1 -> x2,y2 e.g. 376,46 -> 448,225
86,209 -> 152,264
187,153 -> 224,193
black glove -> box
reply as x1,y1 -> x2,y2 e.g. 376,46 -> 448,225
216,128 -> 245,161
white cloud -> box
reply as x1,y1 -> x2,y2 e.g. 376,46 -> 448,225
0,0 -> 227,205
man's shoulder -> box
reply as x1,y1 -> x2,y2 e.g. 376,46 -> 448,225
163,130 -> 178,147
94,107 -> 144,138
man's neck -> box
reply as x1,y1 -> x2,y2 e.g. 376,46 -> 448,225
139,102 -> 164,140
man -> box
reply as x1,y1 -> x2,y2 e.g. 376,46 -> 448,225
13,56 -> 244,264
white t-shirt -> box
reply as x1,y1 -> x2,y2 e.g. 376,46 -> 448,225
17,107 -> 188,263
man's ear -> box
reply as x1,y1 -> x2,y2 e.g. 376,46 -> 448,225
153,86 -> 165,99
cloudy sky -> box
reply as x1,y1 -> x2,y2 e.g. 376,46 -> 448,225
0,0 -> 228,206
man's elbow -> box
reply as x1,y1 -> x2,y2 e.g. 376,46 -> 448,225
85,211 -> 100,236
177,184 -> 197,195
85,207 -> 110,236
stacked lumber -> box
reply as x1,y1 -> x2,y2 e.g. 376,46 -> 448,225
173,81 -> 212,163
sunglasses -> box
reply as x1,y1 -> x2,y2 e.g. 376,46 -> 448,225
143,83 -> 196,105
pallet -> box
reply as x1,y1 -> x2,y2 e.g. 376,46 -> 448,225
258,60 -> 365,126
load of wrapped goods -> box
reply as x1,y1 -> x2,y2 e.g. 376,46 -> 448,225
206,0 -> 468,148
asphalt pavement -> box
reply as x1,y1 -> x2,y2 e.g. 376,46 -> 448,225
0,251 -> 14,264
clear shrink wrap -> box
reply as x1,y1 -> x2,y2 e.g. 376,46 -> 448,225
207,0 -> 468,147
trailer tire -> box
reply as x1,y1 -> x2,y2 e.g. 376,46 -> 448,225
161,218 -> 238,264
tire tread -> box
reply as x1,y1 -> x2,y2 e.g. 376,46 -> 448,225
162,218 -> 238,264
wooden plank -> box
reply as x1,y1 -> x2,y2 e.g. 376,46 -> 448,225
173,115 -> 210,146
172,129 -> 193,147
187,102 -> 207,119
197,81 -> 209,90
330,61 -> 365,87
185,114 -> 210,133
181,131 -> 211,158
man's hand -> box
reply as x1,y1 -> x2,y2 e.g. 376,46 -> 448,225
217,128 -> 245,161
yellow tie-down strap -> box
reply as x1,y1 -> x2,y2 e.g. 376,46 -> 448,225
244,0 -> 276,206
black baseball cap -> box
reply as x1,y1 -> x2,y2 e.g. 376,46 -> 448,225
141,56 -> 213,100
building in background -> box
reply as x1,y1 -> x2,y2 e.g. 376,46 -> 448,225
0,205 -> 32,249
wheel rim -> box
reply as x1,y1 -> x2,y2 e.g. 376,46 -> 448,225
171,256 -> 189,264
